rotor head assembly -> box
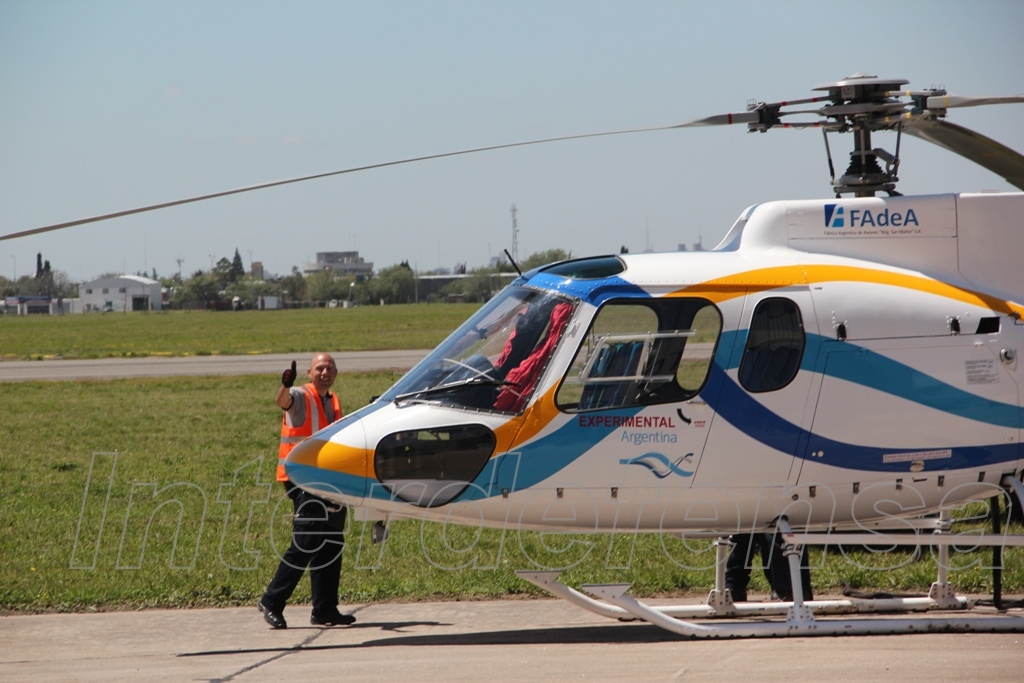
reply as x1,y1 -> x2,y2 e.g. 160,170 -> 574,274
707,73 -> 1024,197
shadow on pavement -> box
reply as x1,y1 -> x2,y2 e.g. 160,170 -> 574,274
180,621 -> 679,658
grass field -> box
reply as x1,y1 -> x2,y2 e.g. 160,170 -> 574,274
1,372 -> 1021,613
0,305 -> 480,360
1,304 -> 1022,612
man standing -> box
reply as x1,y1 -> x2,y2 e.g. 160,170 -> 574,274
258,353 -> 356,629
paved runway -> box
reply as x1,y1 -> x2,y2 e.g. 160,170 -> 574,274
2,597 -> 1022,682
0,350 -> 430,382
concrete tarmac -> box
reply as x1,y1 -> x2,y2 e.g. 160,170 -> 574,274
2,597 -> 1023,682
0,350 -> 430,382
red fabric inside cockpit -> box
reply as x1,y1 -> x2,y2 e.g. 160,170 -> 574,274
493,302 -> 572,412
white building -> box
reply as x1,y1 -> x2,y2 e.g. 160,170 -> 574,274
301,251 -> 373,277
79,275 -> 163,312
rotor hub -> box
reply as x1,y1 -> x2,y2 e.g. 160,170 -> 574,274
813,74 -> 910,196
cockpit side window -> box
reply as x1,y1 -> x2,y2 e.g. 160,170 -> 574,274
738,297 -> 804,393
556,298 -> 721,412
381,287 -> 575,414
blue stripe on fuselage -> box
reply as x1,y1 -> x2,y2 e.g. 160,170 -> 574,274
709,352 -> 1020,472
459,407 -> 647,501
719,331 -> 1020,429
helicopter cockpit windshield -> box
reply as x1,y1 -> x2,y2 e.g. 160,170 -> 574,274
382,286 -> 575,413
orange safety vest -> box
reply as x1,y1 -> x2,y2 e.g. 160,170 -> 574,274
277,383 -> 342,482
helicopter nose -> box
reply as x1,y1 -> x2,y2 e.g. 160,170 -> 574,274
286,431 -> 370,504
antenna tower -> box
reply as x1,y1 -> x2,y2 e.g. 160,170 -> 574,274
510,204 -> 519,264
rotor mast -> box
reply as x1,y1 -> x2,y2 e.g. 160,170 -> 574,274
813,74 -> 909,197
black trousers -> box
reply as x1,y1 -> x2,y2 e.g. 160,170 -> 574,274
262,483 -> 346,615
724,532 -> 812,602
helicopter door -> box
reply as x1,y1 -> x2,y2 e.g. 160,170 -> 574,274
553,296 -> 725,529
694,291 -> 820,493
799,333 -> 1021,494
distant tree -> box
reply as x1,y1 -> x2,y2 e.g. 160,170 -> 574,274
230,249 -> 245,281
306,270 -> 351,303
212,257 -> 234,287
175,273 -> 221,307
12,252 -> 75,299
277,268 -> 307,304
520,249 -> 571,271
13,275 -> 36,296
224,277 -> 281,308
494,257 -> 516,273
370,263 -> 415,304
174,274 -> 222,309
441,267 -> 493,303
160,274 -> 181,288
51,270 -> 76,299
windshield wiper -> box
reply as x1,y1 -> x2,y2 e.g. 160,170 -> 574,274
394,377 -> 519,404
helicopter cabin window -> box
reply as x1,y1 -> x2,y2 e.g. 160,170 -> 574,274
379,287 -> 576,414
556,298 -> 721,412
738,298 -> 805,393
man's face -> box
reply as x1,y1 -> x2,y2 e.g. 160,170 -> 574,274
308,355 -> 338,392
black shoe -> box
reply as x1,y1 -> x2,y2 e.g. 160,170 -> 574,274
258,600 -> 287,629
310,609 -> 356,626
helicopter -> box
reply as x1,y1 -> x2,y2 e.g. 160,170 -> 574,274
5,74 -> 1024,637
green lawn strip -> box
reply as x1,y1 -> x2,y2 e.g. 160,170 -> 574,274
1,372 -> 1019,613
0,305 -> 480,360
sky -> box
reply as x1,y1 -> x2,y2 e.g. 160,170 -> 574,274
1,0 -> 1023,282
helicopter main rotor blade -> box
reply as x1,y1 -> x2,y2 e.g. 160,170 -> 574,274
924,94 -> 1024,110
671,111 -> 761,127
0,122 -> 692,242
903,118 -> 1024,191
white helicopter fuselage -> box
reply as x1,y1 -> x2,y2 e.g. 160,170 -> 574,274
287,192 -> 1023,535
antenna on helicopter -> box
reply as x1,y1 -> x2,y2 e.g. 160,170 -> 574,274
504,248 -> 522,277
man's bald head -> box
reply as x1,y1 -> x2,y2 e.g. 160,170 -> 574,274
307,353 -> 338,395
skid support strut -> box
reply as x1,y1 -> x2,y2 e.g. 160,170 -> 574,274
580,583 -> 1024,638
515,504 -> 1024,637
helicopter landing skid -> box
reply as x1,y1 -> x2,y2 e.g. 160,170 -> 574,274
515,511 -> 1024,638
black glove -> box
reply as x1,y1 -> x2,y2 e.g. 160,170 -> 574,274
282,360 -> 297,388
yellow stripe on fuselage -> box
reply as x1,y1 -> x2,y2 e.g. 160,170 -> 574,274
492,384 -> 563,453
288,439 -> 369,479
669,264 -> 1024,317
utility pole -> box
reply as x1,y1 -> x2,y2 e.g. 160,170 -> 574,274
510,204 -> 519,264
176,256 -> 184,280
